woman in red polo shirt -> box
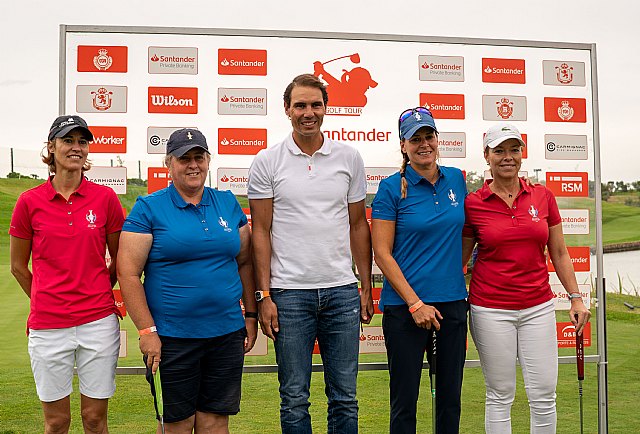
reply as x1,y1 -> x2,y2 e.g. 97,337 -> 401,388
462,123 -> 590,433
9,115 -> 124,433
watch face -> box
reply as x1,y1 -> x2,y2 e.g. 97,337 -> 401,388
255,291 -> 264,302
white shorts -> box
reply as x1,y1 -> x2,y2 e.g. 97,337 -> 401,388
28,314 -> 120,402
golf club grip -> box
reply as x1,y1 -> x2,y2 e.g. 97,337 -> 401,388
575,315 -> 585,380
431,329 -> 437,375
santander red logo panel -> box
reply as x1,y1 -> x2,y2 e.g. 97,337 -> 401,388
218,49 -> 267,76
482,58 -> 526,84
148,87 -> 198,114
419,93 -> 465,119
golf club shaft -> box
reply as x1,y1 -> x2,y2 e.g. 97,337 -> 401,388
431,329 -> 437,434
575,314 -> 584,434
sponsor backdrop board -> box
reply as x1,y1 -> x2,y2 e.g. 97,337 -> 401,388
61,29 -> 606,425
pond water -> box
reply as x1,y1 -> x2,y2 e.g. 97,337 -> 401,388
592,250 -> 640,295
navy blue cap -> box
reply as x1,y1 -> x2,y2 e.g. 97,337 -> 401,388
48,115 -> 93,141
166,128 -> 209,157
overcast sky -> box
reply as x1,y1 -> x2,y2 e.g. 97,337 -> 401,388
1,0 -> 638,181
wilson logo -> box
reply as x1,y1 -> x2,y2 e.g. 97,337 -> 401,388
218,49 -> 267,75
148,87 -> 198,114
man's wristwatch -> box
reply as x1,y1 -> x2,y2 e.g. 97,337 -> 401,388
255,290 -> 271,302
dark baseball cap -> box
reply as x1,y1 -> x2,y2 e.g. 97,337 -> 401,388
48,115 -> 93,141
166,128 -> 210,157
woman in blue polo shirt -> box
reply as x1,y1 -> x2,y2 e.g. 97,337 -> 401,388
371,107 -> 468,434
117,129 -> 258,432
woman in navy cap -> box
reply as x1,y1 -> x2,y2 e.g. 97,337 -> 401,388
10,115 -> 124,433
118,128 -> 258,433
371,107 -> 468,433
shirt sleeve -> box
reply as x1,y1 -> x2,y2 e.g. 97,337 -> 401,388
545,187 -> 562,227
371,177 -> 398,221
105,188 -> 125,234
247,151 -> 274,199
462,195 -> 476,238
347,149 -> 367,203
225,190 -> 248,228
9,194 -> 33,239
122,197 -> 153,234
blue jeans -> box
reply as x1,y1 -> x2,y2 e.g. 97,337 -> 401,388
271,283 -> 360,434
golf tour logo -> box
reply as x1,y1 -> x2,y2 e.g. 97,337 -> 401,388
448,189 -> 459,207
86,210 -> 97,228
482,58 -> 526,84
418,55 -> 464,82
528,205 -> 540,222
76,85 -> 127,113
217,88 -> 267,115
313,53 -> 377,116
77,46 -> 128,73
218,49 -> 267,75
148,87 -> 198,114
544,98 -> 586,123
148,47 -> 198,74
218,217 -> 232,232
419,94 -> 465,119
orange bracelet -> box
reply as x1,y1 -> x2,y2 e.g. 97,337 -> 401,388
138,326 -> 157,336
408,300 -> 424,314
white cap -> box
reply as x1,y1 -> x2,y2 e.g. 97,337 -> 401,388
483,123 -> 526,150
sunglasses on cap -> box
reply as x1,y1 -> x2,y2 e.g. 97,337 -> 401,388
398,107 -> 435,139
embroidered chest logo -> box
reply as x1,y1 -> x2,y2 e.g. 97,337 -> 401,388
528,205 -> 540,222
218,216 -> 232,232
86,210 -> 97,228
448,189 -> 459,207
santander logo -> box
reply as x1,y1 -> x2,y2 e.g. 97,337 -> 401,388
221,95 -> 230,102
151,54 -> 159,62
220,58 -> 230,66
421,62 -> 429,69
220,175 -> 229,182
148,87 -> 198,114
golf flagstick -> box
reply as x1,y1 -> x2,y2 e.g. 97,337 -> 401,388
575,315 -> 585,434
153,368 -> 165,434
430,328 -> 437,434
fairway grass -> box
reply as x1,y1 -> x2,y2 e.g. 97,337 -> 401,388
2,179 -> 640,432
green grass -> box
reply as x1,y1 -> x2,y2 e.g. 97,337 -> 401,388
2,179 -> 640,432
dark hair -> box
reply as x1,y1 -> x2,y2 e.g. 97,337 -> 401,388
283,74 -> 329,108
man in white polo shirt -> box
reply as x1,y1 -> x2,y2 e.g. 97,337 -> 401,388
248,73 -> 373,434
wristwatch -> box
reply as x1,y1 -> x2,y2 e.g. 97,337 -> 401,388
568,293 -> 582,300
255,290 -> 271,302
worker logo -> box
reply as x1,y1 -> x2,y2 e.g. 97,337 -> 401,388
93,49 -> 113,71
529,205 -> 540,222
448,189 -> 459,207
86,210 -> 97,228
313,53 -> 377,116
